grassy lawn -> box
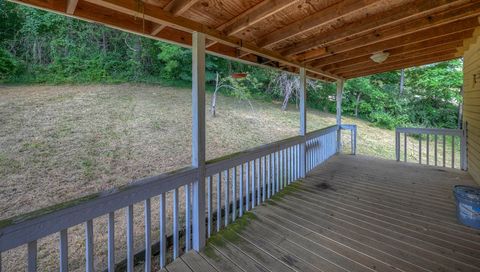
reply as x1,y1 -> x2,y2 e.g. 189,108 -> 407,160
0,83 -> 390,220
0,83 -> 457,271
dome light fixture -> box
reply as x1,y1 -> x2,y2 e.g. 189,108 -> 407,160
370,51 -> 390,63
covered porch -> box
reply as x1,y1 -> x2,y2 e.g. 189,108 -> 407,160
1,1 -> 480,272
168,155 -> 480,272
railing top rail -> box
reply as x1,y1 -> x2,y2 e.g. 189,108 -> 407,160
340,124 -> 357,130
0,166 -> 197,252
396,127 -> 463,136
0,124 -> 343,252
206,125 -> 339,176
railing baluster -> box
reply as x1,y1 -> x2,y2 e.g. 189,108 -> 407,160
452,136 -> 455,169
144,199 -> 151,272
185,184 -> 191,251
207,176 -> 212,237
159,193 -> 166,268
443,135 -> 446,167
256,158 -> 260,205
426,134 -> 430,165
246,162 -> 250,211
108,212 -> 115,272
27,240 -> 37,272
216,173 -> 221,231
126,205 -> 134,272
267,154 -> 271,199
239,164 -> 244,217
59,229 -> 68,272
173,189 -> 179,259
276,151 -> 280,193
232,166 -> 237,221
290,146 -> 293,183
284,149 -> 288,187
280,150 -> 284,190
251,159 -> 256,209
418,134 -> 422,164
434,135 -> 438,166
404,133 -> 407,162
224,169 -> 229,226
262,156 -> 266,202
85,220 -> 94,272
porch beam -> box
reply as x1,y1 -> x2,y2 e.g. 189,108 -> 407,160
257,0 -> 382,48
191,31 -> 206,251
79,0 -> 340,80
336,80 -> 344,152
282,0 -> 471,57
299,67 -> 307,177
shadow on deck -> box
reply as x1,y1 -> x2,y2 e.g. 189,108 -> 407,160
166,155 -> 480,272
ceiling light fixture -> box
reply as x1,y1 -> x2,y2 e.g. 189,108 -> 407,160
370,51 -> 390,63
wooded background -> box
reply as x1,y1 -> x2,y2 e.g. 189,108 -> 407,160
0,0 -> 463,129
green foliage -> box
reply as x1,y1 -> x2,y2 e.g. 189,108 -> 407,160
0,0 -> 463,129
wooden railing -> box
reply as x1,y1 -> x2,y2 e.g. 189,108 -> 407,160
0,124 -> 354,272
395,127 -> 467,170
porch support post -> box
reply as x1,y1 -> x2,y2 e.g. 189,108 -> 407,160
299,67 -> 307,178
192,31 -> 206,251
336,80 -> 344,152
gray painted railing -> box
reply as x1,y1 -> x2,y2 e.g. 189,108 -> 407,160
395,127 -> 467,170
0,124 -> 354,272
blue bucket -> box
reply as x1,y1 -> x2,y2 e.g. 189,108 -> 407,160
454,185 -> 480,229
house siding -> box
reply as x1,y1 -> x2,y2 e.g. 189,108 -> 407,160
463,29 -> 480,184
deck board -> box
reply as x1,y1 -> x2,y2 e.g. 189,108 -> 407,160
170,155 -> 480,272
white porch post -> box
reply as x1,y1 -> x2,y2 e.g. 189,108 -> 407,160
299,68 -> 307,178
192,31 -> 206,251
336,79 -> 344,152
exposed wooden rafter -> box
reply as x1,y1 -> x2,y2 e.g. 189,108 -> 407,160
9,0 -> 480,80
309,17 -> 479,67
307,2 -> 480,63
257,0 -> 382,48
282,0 -> 470,57
151,0 -> 200,36
322,31 -> 471,72
206,0 -> 296,49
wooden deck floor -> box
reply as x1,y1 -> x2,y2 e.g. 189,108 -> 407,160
166,155 -> 480,272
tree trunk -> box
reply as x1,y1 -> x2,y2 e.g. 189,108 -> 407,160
399,69 -> 405,95
211,73 -> 219,117
355,93 -> 361,118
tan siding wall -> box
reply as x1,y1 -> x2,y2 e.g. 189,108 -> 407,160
464,32 -> 480,184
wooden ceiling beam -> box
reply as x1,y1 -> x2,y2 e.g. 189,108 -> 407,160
313,2 -> 480,61
282,0 -> 468,57
257,0 -> 381,48
341,53 -> 459,78
66,0 -> 79,14
151,0 -> 200,36
84,0 -> 340,80
309,17 -> 479,67
320,30 -> 472,71
10,0 -> 339,80
332,48 -> 459,75
206,0 -> 296,49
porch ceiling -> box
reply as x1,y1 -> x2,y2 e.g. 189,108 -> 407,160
10,0 -> 480,81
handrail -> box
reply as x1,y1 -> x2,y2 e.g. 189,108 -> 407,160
395,127 -> 467,170
0,167 -> 197,252
0,124 -> 348,271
